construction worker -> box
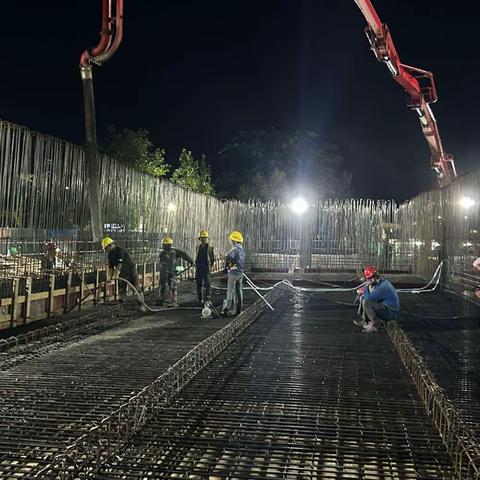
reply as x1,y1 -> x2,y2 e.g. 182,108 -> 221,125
195,230 -> 215,304
353,265 -> 399,333
42,242 -> 60,271
102,237 -> 145,310
221,231 -> 245,317
158,236 -> 194,307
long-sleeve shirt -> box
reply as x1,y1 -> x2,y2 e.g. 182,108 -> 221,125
159,248 -> 193,276
225,245 -> 245,272
363,278 -> 400,315
107,246 -> 136,274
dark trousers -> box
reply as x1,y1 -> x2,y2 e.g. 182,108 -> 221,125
196,270 -> 211,301
119,269 -> 140,304
160,273 -> 177,298
362,299 -> 394,326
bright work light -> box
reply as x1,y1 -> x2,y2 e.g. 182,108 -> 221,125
460,197 -> 475,209
289,197 -> 308,215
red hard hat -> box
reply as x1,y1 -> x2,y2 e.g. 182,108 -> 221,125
46,242 -> 57,251
363,265 -> 377,279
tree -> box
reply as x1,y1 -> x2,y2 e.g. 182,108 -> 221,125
171,149 -> 215,195
219,128 -> 353,201
238,168 -> 286,202
101,126 -> 170,178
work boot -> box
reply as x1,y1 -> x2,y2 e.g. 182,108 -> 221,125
353,318 -> 366,328
363,323 -> 378,333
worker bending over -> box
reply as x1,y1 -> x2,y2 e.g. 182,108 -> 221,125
354,266 -> 399,333
222,231 -> 245,317
158,236 -> 194,307
102,237 -> 145,311
195,230 -> 215,304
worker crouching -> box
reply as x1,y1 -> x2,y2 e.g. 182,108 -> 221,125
354,266 -> 399,333
159,237 -> 194,307
102,237 -> 145,311
221,231 -> 245,317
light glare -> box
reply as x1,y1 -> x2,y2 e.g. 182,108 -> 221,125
460,197 -> 475,209
290,197 -> 308,215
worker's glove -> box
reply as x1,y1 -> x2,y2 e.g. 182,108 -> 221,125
356,286 -> 366,296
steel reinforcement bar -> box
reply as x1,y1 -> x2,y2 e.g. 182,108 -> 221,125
37,283 -> 287,479
387,321 -> 480,479
0,304 -> 125,369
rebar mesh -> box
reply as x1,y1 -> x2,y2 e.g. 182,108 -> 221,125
0,290 -> 248,479
91,292 -> 454,480
38,285 -> 284,479
398,169 -> 480,283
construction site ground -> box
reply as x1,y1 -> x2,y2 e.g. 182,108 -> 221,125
0,273 -> 478,478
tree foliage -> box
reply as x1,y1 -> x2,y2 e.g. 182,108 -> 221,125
171,149 -> 215,195
218,128 -> 353,201
102,126 -> 170,178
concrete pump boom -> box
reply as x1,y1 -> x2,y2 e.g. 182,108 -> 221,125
354,0 -> 457,187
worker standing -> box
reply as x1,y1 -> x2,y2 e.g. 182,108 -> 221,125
158,236 -> 194,307
195,230 -> 215,304
353,266 -> 399,333
221,231 -> 245,317
42,242 -> 60,272
102,237 -> 145,311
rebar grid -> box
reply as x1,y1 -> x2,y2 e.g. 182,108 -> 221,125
0,302 -> 125,369
0,292 -> 239,479
387,320 -> 480,479
90,292 -> 453,479
36,285 -> 286,478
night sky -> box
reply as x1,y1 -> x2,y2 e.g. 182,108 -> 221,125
1,1 -> 478,200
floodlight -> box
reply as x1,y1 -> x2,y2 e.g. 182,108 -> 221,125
289,197 -> 308,215
460,197 -> 475,209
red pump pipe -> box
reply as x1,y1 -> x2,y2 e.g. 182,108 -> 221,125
79,0 -> 124,242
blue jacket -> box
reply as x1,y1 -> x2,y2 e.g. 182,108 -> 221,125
225,244 -> 245,272
363,278 -> 400,317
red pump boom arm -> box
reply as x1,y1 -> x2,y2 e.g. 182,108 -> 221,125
354,0 -> 457,187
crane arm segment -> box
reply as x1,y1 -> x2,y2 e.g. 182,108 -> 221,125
354,0 -> 457,186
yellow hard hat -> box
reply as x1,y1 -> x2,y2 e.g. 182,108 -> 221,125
199,230 -> 209,238
229,230 -> 244,243
162,236 -> 173,245
101,237 -> 114,249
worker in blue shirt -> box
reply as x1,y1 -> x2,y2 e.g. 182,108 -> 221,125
353,265 -> 400,333
221,231 -> 245,317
